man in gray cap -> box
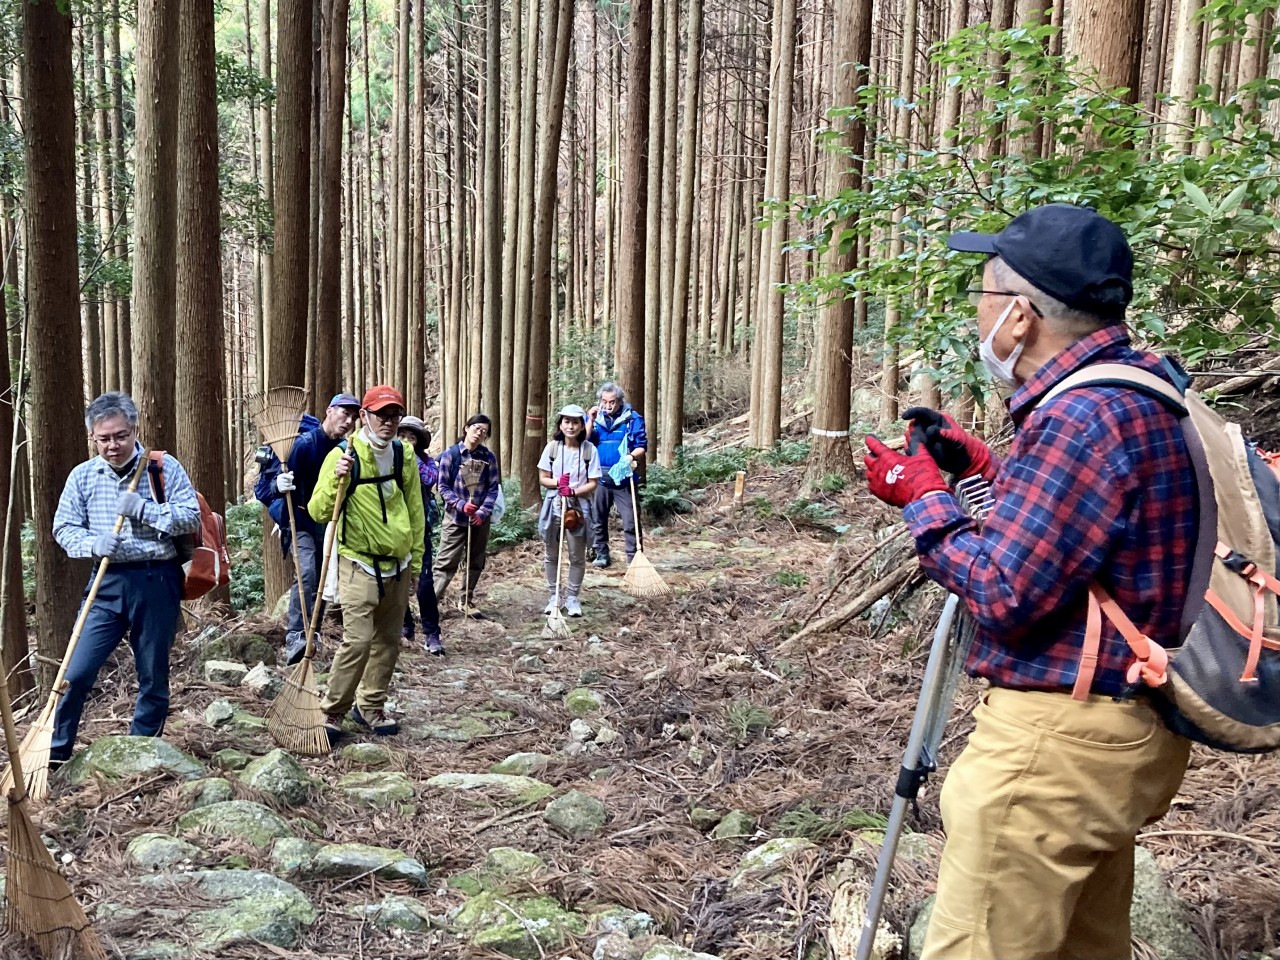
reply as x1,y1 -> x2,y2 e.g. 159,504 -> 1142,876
863,204 -> 1198,958
255,392 -> 361,663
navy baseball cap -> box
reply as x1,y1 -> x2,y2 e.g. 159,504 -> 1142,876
329,392 -> 361,410
947,204 -> 1133,320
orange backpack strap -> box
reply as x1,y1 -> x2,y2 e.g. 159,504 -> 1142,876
1211,541 -> 1280,682
1073,583 -> 1170,700
147,450 -> 167,502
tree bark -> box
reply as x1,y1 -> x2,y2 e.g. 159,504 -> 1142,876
619,0 -> 655,417
133,0 -> 180,449
498,0 -> 524,471
315,0 -> 349,403
511,0 -> 542,475
270,0 -> 313,389
176,0 -> 228,606
480,0 -> 502,426
1164,0 -> 1203,151
1067,0 -> 1143,97
519,0 -> 575,504
0,223 -> 31,698
109,0 -> 133,393
93,14 -> 118,393
639,0 -> 662,433
658,0 -> 703,465
24,0 -> 89,690
258,0 -> 274,388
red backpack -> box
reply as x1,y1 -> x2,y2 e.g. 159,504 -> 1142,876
147,452 -> 231,600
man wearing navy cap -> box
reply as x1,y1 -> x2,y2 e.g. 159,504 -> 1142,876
863,205 -> 1197,957
256,392 -> 361,664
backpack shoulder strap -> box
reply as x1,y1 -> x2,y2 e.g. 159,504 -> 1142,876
147,450 -> 168,503
1041,362 -> 1216,645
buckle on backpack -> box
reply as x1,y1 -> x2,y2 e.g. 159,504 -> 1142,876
1218,548 -> 1257,578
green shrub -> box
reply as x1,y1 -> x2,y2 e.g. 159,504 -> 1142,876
225,500 -> 265,613
489,477 -> 539,550
773,803 -> 887,841
772,570 -> 809,588
755,439 -> 810,467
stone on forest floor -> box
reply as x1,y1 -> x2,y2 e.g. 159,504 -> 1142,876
543,790 -> 608,840
490,752 -> 557,776
349,894 -> 437,932
639,943 -> 724,960
302,842 -> 430,887
212,748 -> 253,771
729,838 -> 818,890
591,907 -> 657,939
341,742 -> 394,767
565,687 -> 605,717
205,699 -> 237,727
541,681 -> 568,700
179,777 -> 236,810
238,749 -> 315,806
176,800 -> 295,848
269,837 -> 320,876
61,736 -> 205,785
710,810 -> 756,841
689,807 -> 723,832
140,868 -> 315,950
243,662 -> 283,699
453,892 -> 587,960
126,833 -> 202,870
203,660 -> 249,686
336,771 -> 415,806
407,714 -> 493,743
425,772 -> 553,806
194,631 -> 277,670
479,847 -> 547,887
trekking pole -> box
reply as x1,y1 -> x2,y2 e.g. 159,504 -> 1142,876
855,473 -> 991,960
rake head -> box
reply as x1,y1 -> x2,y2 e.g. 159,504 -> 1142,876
1,699 -> 56,803
266,657 -> 331,757
248,385 -> 310,464
623,550 -> 671,598
542,605 -> 572,640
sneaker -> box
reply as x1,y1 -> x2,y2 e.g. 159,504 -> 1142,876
324,712 -> 345,744
284,631 -> 308,666
593,552 -> 611,569
565,597 -> 582,617
425,633 -> 445,657
401,623 -> 414,641
543,594 -> 560,615
352,705 -> 400,736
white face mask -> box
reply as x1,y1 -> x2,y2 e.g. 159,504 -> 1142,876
979,299 -> 1024,388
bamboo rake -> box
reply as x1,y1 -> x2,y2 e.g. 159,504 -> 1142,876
267,476 -> 349,756
623,473 -> 670,598
543,497 -> 572,639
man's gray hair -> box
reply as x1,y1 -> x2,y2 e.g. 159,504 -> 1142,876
991,257 -> 1117,338
597,382 -> 625,402
85,391 -> 138,433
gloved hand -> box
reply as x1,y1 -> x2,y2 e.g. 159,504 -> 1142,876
463,502 -> 478,516
117,490 -> 145,519
902,406 -> 996,482
469,512 -> 485,527
276,470 -> 296,493
558,474 -> 572,497
864,436 -> 950,508
92,531 -> 123,560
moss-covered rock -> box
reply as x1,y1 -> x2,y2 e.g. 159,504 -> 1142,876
303,842 -> 430,887
349,894 -> 437,932
479,847 -> 546,887
141,869 -> 315,949
336,771 -> 415,806
490,752 -> 557,776
729,838 -> 817,890
238,749 -> 315,806
424,772 -> 553,806
407,714 -> 493,743
454,892 -> 587,959
195,631 -> 277,669
176,800 -> 295,848
211,749 -> 253,771
341,742 -> 394,767
542,790 -> 608,840
710,810 -> 755,841
179,777 -> 236,810
126,833 -> 202,870
269,837 -> 320,877
62,736 -> 204,785
564,687 -> 605,717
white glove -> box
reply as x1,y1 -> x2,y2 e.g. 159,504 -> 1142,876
276,470 -> 296,493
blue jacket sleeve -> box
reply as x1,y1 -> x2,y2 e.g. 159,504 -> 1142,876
629,413 -> 648,453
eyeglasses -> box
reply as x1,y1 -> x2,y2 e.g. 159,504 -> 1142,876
369,408 -> 403,423
965,289 -> 1044,316
93,429 -> 134,446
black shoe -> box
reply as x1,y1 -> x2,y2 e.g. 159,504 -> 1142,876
352,705 -> 400,736
425,633 -> 445,657
285,632 -> 308,666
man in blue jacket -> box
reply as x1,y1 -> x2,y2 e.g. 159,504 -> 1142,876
255,392 -> 360,663
585,382 -> 648,568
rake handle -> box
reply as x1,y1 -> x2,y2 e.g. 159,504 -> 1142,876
629,473 -> 644,554
303,475 -> 349,660
284,491 -> 310,638
554,494 -> 568,599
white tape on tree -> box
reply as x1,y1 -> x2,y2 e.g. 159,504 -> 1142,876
810,427 -> 850,438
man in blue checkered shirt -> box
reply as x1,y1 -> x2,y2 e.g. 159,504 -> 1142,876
50,391 -> 201,765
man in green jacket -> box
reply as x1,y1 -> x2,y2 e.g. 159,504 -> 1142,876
309,385 -> 424,740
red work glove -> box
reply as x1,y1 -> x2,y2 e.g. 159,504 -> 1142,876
463,502 -> 478,516
902,406 -> 996,482
557,474 -> 572,497
864,436 -> 950,508
469,512 -> 485,527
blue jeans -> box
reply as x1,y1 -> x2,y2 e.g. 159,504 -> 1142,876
51,561 -> 183,761
286,525 -> 320,635
404,536 -> 439,637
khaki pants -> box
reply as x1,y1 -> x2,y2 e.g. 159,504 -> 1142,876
433,520 -> 490,601
922,687 -> 1190,960
321,558 -> 413,716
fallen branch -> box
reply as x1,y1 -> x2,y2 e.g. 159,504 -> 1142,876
779,560 -> 922,653
1139,828 -> 1280,850
798,527 -> 912,631
1196,352 -> 1280,395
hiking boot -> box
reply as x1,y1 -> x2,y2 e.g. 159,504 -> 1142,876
401,622 -> 414,641
593,551 -> 611,568
565,596 -> 582,618
425,632 -> 445,657
284,631 -> 308,666
352,705 -> 400,736
324,712 -> 345,744
543,594 -> 561,615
